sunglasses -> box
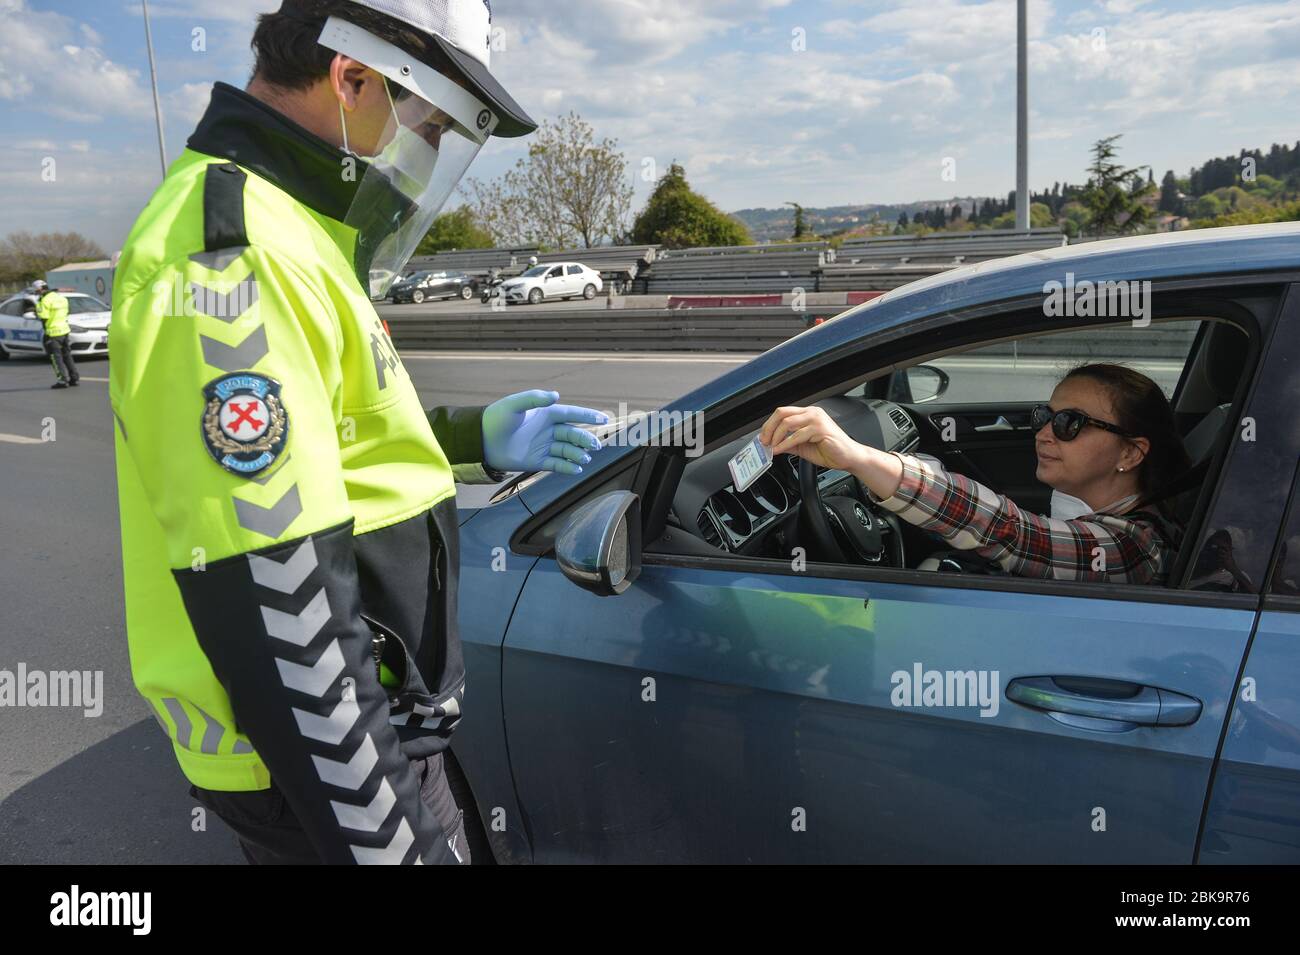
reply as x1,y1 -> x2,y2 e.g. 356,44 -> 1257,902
1031,404 -> 1137,441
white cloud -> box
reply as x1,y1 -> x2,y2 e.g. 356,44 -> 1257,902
0,1 -> 151,122
166,81 -> 215,129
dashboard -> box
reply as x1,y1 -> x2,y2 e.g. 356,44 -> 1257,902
672,397 -> 921,556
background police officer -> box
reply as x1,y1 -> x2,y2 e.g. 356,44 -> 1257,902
32,279 -> 79,388
111,0 -> 605,865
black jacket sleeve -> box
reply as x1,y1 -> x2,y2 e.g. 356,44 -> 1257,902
428,404 -> 507,480
175,520 -> 457,864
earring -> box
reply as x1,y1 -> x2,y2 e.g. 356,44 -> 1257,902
1117,466 -> 1126,472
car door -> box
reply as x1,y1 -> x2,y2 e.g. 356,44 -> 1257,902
499,287 -> 1294,863
1198,318 -> 1300,862
0,299 -> 19,349
566,264 -> 585,296
0,298 -> 42,352
544,265 -> 565,298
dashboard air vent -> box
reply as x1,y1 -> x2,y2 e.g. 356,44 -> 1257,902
697,510 -> 725,550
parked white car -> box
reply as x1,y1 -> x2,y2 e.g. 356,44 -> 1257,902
0,290 -> 111,359
500,262 -> 603,305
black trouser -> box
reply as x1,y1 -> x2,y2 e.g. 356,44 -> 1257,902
44,334 -> 78,384
190,752 -> 470,865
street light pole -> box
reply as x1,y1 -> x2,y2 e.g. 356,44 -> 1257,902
1015,0 -> 1029,232
142,0 -> 168,179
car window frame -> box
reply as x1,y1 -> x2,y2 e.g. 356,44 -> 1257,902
508,276 -> 1292,611
1189,281 -> 1300,599
641,282 -> 1283,609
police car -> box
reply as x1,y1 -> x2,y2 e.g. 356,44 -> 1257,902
0,289 -> 111,359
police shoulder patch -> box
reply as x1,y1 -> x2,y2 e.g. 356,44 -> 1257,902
201,372 -> 289,476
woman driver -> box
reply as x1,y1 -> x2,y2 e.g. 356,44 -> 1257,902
759,364 -> 1191,584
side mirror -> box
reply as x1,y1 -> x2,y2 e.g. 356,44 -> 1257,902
555,491 -> 642,596
888,365 -> 950,404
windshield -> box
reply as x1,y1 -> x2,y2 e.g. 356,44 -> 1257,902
520,266 -> 548,278
67,296 -> 110,314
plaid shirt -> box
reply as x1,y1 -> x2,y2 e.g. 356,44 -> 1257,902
872,453 -> 1173,584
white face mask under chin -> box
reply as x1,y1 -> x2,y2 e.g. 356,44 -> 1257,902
1050,490 -> 1092,521
338,89 -> 440,197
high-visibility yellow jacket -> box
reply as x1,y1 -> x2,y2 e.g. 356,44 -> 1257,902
110,82 -> 502,864
35,291 -> 70,337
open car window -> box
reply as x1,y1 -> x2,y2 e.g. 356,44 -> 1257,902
650,307 -> 1259,598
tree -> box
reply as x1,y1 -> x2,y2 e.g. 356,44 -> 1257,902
897,211 -> 910,228
463,112 -> 634,249
0,231 -> 106,285
990,202 -> 1054,229
630,163 -> 751,249
786,202 -> 809,239
1079,135 -> 1157,237
415,207 -> 494,255
1158,170 -> 1183,215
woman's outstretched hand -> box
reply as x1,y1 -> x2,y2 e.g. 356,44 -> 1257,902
759,405 -> 867,472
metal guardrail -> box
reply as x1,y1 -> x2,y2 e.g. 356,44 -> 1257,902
658,241 -> 831,258
408,244 -> 659,285
384,305 -> 835,352
383,298 -> 1195,357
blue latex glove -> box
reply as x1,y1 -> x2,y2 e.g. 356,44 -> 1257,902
482,390 -> 608,475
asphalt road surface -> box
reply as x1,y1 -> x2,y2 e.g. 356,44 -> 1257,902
0,349 -> 746,864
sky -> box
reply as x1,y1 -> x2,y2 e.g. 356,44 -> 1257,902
1,0 -> 1297,250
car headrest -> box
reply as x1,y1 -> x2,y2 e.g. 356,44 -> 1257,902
1203,322 -> 1248,402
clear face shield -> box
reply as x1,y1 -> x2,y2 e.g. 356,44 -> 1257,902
319,16 -> 498,297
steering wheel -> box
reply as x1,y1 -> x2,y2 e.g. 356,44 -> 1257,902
797,457 -> 905,566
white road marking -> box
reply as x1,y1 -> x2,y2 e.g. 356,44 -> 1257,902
0,433 -> 43,444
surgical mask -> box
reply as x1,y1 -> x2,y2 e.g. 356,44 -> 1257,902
339,81 -> 441,200
1050,490 -> 1092,521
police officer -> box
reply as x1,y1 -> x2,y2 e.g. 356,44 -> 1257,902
111,0 -> 606,865
32,279 -> 79,388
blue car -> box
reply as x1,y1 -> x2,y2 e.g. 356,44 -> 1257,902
448,223 -> 1300,863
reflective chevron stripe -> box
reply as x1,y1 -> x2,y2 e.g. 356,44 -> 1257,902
248,536 -> 316,593
234,483 -> 303,538
260,588 -> 331,647
311,733 -> 379,789
201,323 -> 268,372
292,694 -> 360,745
161,697 -> 193,749
191,704 -> 226,754
189,247 -> 248,272
275,638 -> 345,696
331,777 -> 396,832
190,274 -> 258,323
349,817 -> 415,865
154,698 -> 255,757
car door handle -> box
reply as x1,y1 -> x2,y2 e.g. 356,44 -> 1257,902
973,416 -> 1015,432
1006,676 -> 1202,732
